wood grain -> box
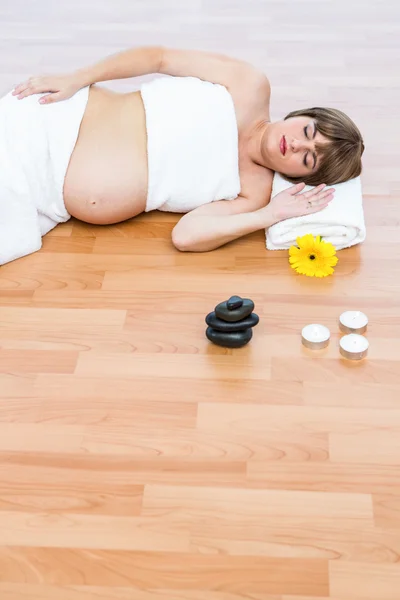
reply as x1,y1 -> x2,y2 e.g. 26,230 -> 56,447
0,548 -> 329,595
1,0 -> 400,598
330,562 -> 400,599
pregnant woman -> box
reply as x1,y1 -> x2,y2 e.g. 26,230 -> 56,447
2,45 -> 364,264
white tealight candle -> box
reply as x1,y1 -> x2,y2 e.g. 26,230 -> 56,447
301,324 -> 330,350
339,311 -> 368,334
339,333 -> 369,360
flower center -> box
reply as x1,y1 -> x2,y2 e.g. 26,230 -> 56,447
309,254 -> 316,260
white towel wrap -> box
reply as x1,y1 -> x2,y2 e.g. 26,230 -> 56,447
141,76 -> 241,213
0,87 -> 89,265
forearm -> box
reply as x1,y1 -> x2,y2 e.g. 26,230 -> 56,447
172,206 -> 275,252
73,46 -> 163,87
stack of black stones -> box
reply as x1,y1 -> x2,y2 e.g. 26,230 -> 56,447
205,295 -> 259,348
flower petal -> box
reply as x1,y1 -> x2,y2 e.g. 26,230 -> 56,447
288,234 -> 337,278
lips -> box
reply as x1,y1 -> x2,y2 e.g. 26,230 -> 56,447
280,135 -> 287,156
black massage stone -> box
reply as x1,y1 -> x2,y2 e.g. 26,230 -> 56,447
226,295 -> 244,310
205,312 -> 259,332
205,295 -> 259,348
206,326 -> 253,348
215,296 -> 255,322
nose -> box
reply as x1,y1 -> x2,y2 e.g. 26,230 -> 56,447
291,138 -> 314,153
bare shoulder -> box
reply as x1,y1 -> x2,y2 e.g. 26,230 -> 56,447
228,67 -> 270,108
228,69 -> 271,127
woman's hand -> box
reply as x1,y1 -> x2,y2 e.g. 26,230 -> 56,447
267,182 -> 335,224
12,74 -> 84,104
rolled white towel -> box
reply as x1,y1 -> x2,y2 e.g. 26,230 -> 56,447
265,173 -> 366,251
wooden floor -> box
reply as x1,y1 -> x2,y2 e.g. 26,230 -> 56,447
1,1 -> 400,599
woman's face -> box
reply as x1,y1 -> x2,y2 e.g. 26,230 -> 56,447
264,116 -> 330,179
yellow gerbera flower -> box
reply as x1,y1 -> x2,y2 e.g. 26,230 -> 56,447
289,234 -> 338,278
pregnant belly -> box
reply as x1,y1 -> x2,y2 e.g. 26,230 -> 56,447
64,85 -> 148,225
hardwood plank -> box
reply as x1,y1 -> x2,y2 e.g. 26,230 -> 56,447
0,512 -> 189,551
0,453 -> 144,515
0,395 -> 197,428
142,484 -> 373,522
0,374 -> 36,399
0,453 -> 247,493
40,237 -> 95,254
0,307 -> 127,332
0,548 -> 329,596
0,350 -> 78,374
330,561 -> 400,599
0,585 -> 282,600
304,382 -> 400,408
0,269 -> 105,291
330,432 -> 400,465
272,357 -> 400,384
0,290 -> 34,306
0,424 -> 85,453
190,522 -> 400,563
81,429 -> 328,462
246,462 -> 400,495
32,374 -> 304,405
0,585 -> 131,600
75,354 -> 271,381
373,495 -> 400,531
196,404 -> 400,435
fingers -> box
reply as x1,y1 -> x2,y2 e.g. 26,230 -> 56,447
300,184 -> 334,209
12,77 -> 54,100
12,79 -> 31,95
39,92 -> 62,104
14,88 -> 36,100
12,81 -> 32,98
289,182 -> 306,195
313,188 -> 335,202
304,186 -> 334,203
307,199 -> 332,214
301,183 -> 327,198
305,189 -> 335,213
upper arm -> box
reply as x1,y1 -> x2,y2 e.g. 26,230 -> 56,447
160,47 -> 268,92
178,193 -> 268,221
178,166 -> 273,219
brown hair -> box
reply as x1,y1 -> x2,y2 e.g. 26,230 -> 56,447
282,107 -> 365,186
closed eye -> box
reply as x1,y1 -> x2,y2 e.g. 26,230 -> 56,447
304,151 -> 317,170
304,123 -> 317,169
304,123 -> 317,140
